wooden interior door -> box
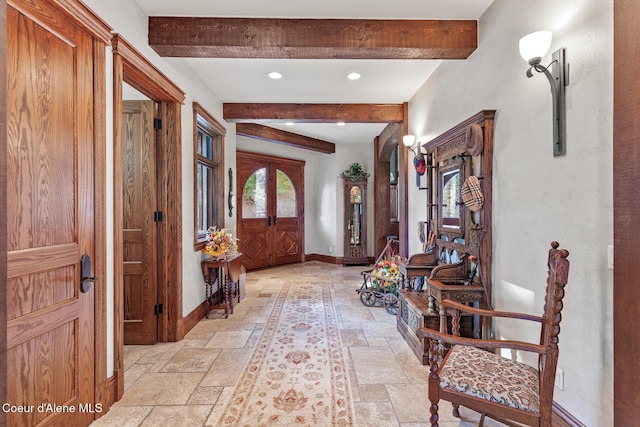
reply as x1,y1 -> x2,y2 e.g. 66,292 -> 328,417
122,100 -> 158,345
237,152 -> 304,270
6,1 -> 96,425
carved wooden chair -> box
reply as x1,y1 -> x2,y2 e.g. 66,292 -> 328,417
417,242 -> 570,427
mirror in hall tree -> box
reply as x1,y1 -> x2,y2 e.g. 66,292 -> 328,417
438,160 -> 464,233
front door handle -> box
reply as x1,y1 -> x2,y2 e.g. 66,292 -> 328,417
80,254 -> 98,293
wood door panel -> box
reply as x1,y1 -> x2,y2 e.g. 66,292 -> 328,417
6,1 -> 96,425
7,9 -> 76,251
7,243 -> 80,278
238,219 -> 270,270
7,265 -> 75,320
274,227 -> 300,263
8,321 -> 76,426
122,100 -> 158,345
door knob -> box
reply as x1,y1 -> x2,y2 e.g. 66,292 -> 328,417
80,254 -> 98,293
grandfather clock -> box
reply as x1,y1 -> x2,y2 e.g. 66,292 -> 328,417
342,177 -> 368,265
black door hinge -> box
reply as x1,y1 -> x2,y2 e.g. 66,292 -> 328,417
154,118 -> 162,130
154,304 -> 163,315
154,211 -> 163,222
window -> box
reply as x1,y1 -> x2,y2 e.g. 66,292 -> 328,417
193,103 -> 226,247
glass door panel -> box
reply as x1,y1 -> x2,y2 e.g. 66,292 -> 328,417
242,167 -> 267,218
276,169 -> 296,218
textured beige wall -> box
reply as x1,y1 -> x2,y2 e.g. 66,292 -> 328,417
407,0 -> 613,424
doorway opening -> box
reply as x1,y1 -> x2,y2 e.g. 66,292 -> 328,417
112,34 -> 185,399
121,84 -> 160,345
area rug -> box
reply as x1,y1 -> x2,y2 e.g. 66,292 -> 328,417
215,281 -> 355,426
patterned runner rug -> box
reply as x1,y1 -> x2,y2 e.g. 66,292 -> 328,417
214,281 -> 355,426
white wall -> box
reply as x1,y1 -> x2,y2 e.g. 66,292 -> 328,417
407,0 -> 613,424
83,0 -> 234,376
236,136 -> 375,258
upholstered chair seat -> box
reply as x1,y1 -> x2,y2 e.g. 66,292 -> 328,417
439,345 -> 540,413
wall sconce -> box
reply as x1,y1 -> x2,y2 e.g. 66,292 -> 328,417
227,168 -> 235,217
402,134 -> 418,155
519,30 -> 569,157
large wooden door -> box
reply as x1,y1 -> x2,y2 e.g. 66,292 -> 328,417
237,152 -> 304,271
122,100 -> 158,345
6,2 -> 96,425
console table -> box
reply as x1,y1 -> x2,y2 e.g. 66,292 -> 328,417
201,253 -> 243,318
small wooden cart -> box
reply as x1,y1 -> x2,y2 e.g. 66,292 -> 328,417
356,237 -> 401,314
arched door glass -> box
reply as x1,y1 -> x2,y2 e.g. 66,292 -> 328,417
276,169 -> 296,217
242,167 -> 267,218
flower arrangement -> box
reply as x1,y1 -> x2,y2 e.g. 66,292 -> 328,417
371,257 -> 402,292
203,226 -> 238,258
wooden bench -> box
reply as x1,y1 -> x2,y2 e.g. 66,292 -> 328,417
397,241 -> 487,364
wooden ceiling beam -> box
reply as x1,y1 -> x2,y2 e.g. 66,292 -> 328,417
236,123 -> 336,154
224,103 -> 403,123
148,17 -> 477,59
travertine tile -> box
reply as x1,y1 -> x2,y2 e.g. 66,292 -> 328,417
340,329 -> 368,347
89,405 -> 153,427
117,372 -> 205,406
161,348 -> 222,372
199,348 -> 253,387
350,346 -> 409,384
362,320 -> 402,338
205,387 -> 235,426
359,383 -> 389,401
366,336 -> 390,347
386,383 -> 430,423
140,405 -> 212,427
204,330 -> 252,348
187,386 -> 224,405
354,401 -> 401,427
338,304 -> 377,323
123,363 -> 152,391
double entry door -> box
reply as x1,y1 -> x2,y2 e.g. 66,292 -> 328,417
237,152 -> 304,270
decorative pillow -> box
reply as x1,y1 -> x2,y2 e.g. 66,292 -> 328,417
439,345 -> 540,413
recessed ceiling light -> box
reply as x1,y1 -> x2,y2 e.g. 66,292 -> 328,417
285,122 -> 294,126
336,122 -> 346,126
268,71 -> 282,79
347,72 -> 361,80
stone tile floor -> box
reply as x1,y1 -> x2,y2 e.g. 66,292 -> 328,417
90,261 -> 505,427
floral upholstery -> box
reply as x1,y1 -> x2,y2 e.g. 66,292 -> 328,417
439,345 -> 540,414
